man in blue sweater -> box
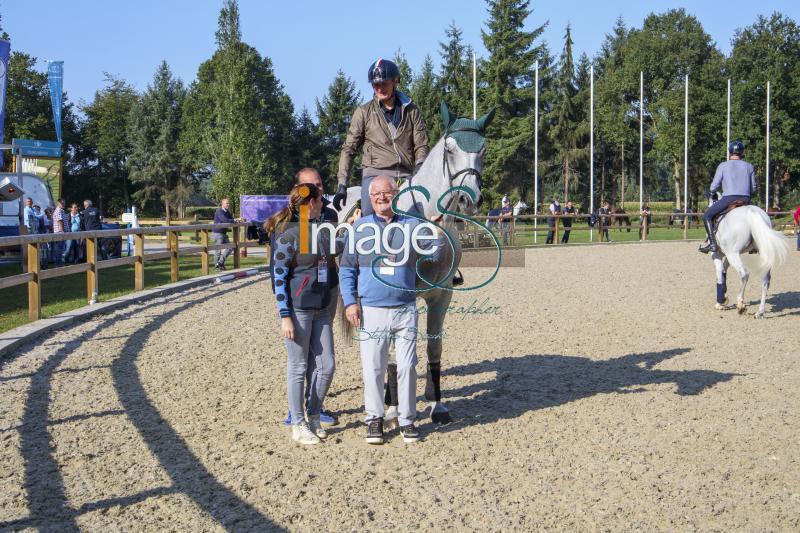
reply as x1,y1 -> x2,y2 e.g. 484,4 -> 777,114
339,175 -> 447,445
699,140 -> 757,254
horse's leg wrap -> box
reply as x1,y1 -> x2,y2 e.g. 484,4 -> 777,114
384,364 -> 399,407
716,271 -> 727,305
425,362 -> 441,402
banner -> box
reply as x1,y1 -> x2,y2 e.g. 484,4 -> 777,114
47,61 -> 63,144
0,40 -> 9,167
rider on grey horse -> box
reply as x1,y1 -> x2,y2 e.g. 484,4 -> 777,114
332,58 -> 430,217
699,140 -> 757,254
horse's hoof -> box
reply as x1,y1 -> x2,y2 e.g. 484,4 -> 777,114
754,312 -> 764,319
714,303 -> 729,311
431,410 -> 452,425
737,305 -> 747,315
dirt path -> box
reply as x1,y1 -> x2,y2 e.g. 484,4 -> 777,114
1,242 -> 799,531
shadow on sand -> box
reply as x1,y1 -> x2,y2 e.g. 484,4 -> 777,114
432,348 -> 739,433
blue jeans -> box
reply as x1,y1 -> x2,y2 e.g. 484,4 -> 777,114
704,195 -> 750,223
284,308 -> 335,425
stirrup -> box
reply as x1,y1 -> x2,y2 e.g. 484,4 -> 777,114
698,240 -> 715,254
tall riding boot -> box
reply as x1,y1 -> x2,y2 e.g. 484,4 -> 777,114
699,218 -> 717,254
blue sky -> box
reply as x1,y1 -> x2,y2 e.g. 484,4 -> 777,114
2,1 -> 798,115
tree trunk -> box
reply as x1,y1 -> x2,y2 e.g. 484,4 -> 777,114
164,178 -> 172,225
673,160 -> 681,211
620,142 -> 625,209
601,157 -> 606,204
563,159 -> 569,202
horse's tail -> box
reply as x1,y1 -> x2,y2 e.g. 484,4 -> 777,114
747,206 -> 789,272
338,294 -> 354,345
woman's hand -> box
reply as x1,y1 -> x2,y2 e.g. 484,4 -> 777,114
281,317 -> 295,340
345,304 -> 361,328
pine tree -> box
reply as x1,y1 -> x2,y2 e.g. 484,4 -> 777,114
394,49 -> 413,95
411,55 -> 441,144
438,22 -> 472,120
315,70 -> 360,190
127,61 -> 186,221
480,0 -> 549,204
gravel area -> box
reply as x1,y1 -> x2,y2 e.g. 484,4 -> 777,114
1,241 -> 799,531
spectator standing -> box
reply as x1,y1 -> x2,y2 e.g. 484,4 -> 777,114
212,198 -> 242,271
498,197 -> 513,245
599,201 -> 612,242
561,200 -> 576,243
546,198 -> 561,244
63,204 -> 82,264
81,200 -> 108,261
23,198 -> 36,234
52,199 -> 66,265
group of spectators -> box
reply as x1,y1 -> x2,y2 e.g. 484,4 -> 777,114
22,198 -> 104,267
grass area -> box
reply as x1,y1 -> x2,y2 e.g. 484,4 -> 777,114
0,255 -> 266,334
468,224 -> 706,247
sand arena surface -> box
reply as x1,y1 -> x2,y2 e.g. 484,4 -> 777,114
1,241 -> 799,531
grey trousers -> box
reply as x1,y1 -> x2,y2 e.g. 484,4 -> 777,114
212,232 -> 232,266
304,294 -> 338,409
284,308 -> 336,425
359,304 -> 418,426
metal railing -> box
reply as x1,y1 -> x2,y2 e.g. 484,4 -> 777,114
0,222 -> 261,321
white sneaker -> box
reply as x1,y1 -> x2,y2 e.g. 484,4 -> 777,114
307,415 -> 327,439
292,421 -> 321,445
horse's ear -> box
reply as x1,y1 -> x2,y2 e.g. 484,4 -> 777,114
440,101 -> 453,129
477,107 -> 496,131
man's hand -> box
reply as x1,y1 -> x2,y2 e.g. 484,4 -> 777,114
281,316 -> 295,340
345,304 -> 361,328
333,184 -> 348,211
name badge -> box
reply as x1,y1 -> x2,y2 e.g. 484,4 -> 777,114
318,259 -> 328,283
379,255 -> 395,276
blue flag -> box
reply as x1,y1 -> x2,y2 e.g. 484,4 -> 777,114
47,61 -> 63,144
0,40 -> 9,167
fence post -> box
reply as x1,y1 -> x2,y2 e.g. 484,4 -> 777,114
510,218 -> 516,246
86,236 -> 98,304
201,229 -> 209,276
642,215 -> 649,241
134,232 -> 144,291
473,225 -> 479,248
683,214 -> 689,240
233,225 -> 241,269
27,240 -> 41,321
169,229 -> 179,282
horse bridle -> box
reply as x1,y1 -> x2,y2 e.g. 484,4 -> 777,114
438,126 -> 484,215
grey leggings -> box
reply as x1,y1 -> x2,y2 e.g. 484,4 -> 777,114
284,308 -> 336,425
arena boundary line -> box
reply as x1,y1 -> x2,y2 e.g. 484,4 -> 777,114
0,265 -> 268,360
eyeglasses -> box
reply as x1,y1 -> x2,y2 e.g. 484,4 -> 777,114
370,190 -> 396,198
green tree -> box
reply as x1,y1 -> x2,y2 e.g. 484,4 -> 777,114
127,61 -> 187,221
438,22 -> 473,120
182,0 -> 296,209
411,54 -> 441,144
729,12 -> 800,209
394,49 -> 413,95
621,9 -> 725,210
315,69 -> 360,189
480,0 -> 549,205
82,74 -> 139,210
547,25 -> 588,204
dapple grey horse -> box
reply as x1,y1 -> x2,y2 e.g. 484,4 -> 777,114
335,102 -> 496,425
710,203 -> 789,317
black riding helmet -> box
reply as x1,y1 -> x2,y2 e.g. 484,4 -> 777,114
729,140 -> 745,156
368,58 -> 400,84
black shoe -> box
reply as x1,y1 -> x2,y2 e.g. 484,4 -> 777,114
698,240 -> 714,254
365,418 -> 384,445
399,422 -> 421,443
214,264 -> 221,272
218,263 -> 227,271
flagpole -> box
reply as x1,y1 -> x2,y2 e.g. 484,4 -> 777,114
590,65 -> 595,232
726,78 -> 731,161
766,80 -> 770,209
684,75 -> 689,217
533,60 -> 539,244
639,71 -> 643,212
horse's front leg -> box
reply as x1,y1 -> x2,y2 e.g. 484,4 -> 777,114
755,270 -> 771,319
425,291 -> 452,424
713,254 -> 729,310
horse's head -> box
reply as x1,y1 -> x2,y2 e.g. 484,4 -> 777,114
439,101 -> 494,216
